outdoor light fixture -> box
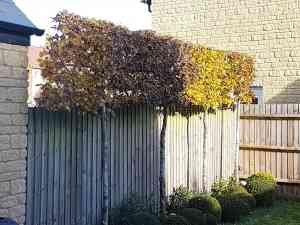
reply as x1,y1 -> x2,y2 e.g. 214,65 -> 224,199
141,0 -> 152,12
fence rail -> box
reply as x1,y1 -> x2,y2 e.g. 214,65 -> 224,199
240,104 -> 300,198
26,106 -> 238,225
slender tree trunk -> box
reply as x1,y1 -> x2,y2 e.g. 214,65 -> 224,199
101,106 -> 109,225
187,117 -> 190,189
202,111 -> 208,193
234,102 -> 240,181
159,107 -> 168,216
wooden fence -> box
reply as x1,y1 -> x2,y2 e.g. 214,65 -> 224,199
26,106 -> 238,225
240,104 -> 300,199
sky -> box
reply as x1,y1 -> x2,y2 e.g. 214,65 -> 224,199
14,0 -> 152,46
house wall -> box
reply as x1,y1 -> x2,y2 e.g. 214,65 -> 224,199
0,43 -> 28,224
152,0 -> 300,103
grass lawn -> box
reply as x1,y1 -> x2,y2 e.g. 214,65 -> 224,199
223,201 -> 300,225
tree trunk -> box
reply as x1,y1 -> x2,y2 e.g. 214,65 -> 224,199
202,111 -> 208,193
187,117 -> 190,189
234,102 -> 240,181
101,106 -> 109,225
159,107 -> 168,216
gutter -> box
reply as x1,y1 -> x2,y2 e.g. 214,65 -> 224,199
0,21 -> 44,36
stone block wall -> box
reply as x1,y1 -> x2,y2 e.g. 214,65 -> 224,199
0,43 -> 28,224
152,0 -> 300,103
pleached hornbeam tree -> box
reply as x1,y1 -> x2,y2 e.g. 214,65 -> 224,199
37,12 -> 116,225
185,48 -> 254,192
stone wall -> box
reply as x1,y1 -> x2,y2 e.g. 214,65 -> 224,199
152,0 -> 300,103
0,43 -> 28,224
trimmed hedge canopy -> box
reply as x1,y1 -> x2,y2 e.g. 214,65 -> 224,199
38,11 -> 255,112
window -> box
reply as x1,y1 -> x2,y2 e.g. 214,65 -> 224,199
251,86 -> 263,105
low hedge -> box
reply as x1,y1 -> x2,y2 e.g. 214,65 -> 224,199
122,212 -> 161,225
188,194 -> 222,222
162,214 -> 191,225
246,172 -> 277,207
217,192 -> 256,222
174,208 -> 206,225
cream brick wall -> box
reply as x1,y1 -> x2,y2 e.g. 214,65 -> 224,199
0,43 -> 28,224
152,0 -> 300,103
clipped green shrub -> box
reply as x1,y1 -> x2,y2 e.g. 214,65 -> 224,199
188,194 -> 221,221
123,212 -> 161,225
205,213 -> 218,225
231,185 -> 248,194
211,176 -> 247,198
217,192 -> 256,222
246,172 -> 277,207
168,186 -> 195,211
174,208 -> 206,225
211,179 -> 228,197
162,214 -> 191,225
109,194 -> 155,225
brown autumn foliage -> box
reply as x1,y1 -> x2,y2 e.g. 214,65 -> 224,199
38,12 -> 115,112
38,11 -> 255,112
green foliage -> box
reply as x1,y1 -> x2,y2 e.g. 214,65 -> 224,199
217,192 -> 256,222
205,213 -> 218,225
188,194 -> 222,221
109,194 -> 156,225
174,208 -> 206,225
246,172 -> 277,207
122,212 -> 161,225
39,11 -> 255,112
231,185 -> 248,194
222,201 -> 300,225
168,186 -> 195,211
162,214 -> 191,225
211,177 -> 247,198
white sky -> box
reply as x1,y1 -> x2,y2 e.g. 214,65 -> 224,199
14,0 -> 152,46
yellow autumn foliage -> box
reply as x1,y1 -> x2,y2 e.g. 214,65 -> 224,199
185,47 -> 254,110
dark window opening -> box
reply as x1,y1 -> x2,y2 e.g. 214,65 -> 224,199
251,86 -> 263,105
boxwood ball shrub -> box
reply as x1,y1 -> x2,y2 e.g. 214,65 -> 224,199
168,186 -> 195,211
162,214 -> 191,225
231,185 -> 248,194
217,192 -> 256,222
246,172 -> 277,207
122,212 -> 161,225
188,194 -> 221,222
174,208 -> 206,225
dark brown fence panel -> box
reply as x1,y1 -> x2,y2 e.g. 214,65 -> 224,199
26,106 -> 237,225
